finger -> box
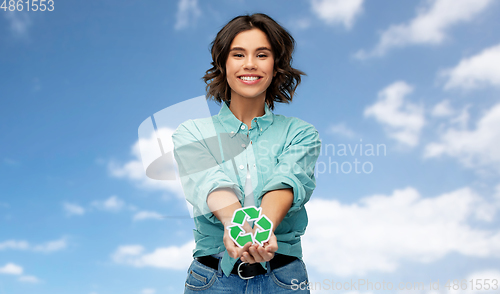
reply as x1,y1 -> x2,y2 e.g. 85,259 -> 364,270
239,242 -> 253,262
265,234 -> 278,252
265,243 -> 278,253
223,240 -> 236,258
242,241 -> 253,253
258,245 -> 274,261
242,251 -> 256,264
237,242 -> 252,258
229,247 -> 239,259
249,245 -> 264,263
224,237 -> 242,259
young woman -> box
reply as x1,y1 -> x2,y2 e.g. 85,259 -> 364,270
173,13 -> 321,293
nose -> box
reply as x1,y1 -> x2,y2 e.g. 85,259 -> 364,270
243,56 -> 257,70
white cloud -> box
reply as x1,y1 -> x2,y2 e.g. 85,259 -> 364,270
364,81 -> 425,147
451,269 -> 500,294
422,269 -> 500,294
303,186 -> 500,277
114,245 -> 144,256
432,100 -> 454,117
18,275 -> 41,283
108,128 -> 184,199
327,122 -> 357,138
0,240 -> 29,250
0,238 -> 66,253
449,104 -> 472,129
174,0 -> 201,30
4,11 -> 32,38
33,238 -> 67,253
441,44 -> 500,90
0,263 -> 23,275
310,0 -> 364,29
133,211 -> 164,221
141,289 -> 156,294
63,202 -> 85,216
91,195 -> 125,212
424,103 -> 500,172
111,240 -> 194,270
0,263 -> 41,283
355,0 -> 493,58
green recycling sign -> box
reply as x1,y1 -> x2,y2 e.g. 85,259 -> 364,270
227,206 -> 274,247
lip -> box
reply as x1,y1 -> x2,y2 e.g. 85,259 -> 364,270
238,74 -> 262,78
237,74 -> 263,85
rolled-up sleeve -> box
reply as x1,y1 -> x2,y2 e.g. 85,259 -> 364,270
258,122 -> 321,214
172,120 -> 243,223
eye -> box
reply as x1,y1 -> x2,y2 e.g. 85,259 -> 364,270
257,54 -> 267,58
233,54 -> 244,57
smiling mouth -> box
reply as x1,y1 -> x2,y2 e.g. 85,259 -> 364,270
238,76 -> 262,81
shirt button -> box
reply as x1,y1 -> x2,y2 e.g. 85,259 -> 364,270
260,128 -> 263,132
241,125 -> 246,130
239,165 -> 244,170
253,164 -> 256,168
241,144 -> 246,148
230,131 -> 234,134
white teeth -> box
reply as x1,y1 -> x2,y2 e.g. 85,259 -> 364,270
239,76 -> 260,81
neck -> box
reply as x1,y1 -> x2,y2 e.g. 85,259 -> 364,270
228,96 -> 266,128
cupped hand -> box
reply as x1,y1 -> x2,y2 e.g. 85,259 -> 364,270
240,230 -> 278,264
223,220 -> 254,259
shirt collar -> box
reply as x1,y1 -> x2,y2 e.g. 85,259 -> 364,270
218,100 -> 274,137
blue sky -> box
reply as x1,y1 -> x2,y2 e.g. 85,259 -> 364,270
1,0 -> 500,293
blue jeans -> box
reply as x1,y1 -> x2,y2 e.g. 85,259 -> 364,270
184,256 -> 310,293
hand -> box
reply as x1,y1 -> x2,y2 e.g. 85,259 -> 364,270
223,220 -> 253,259
240,230 -> 278,264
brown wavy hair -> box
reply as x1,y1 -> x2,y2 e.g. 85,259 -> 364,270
202,13 -> 306,111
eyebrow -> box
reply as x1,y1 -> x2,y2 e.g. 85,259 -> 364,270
229,46 -> 272,52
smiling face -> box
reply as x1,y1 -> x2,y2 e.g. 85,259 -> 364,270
225,28 -> 276,103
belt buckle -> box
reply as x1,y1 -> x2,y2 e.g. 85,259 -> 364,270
237,262 -> 254,280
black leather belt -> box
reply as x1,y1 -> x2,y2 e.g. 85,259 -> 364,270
195,254 -> 297,279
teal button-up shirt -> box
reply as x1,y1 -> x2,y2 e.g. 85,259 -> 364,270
172,100 -> 321,277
